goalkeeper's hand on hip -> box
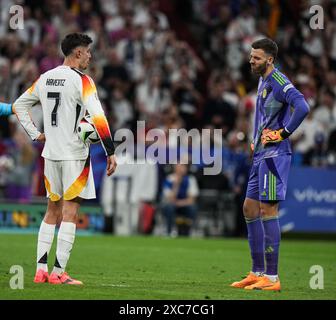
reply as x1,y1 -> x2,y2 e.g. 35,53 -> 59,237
261,128 -> 290,146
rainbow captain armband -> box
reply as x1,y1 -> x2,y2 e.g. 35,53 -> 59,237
0,102 -> 12,116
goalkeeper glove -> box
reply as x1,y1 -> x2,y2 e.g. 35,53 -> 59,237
261,128 -> 290,146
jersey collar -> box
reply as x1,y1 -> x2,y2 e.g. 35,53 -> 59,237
263,68 -> 277,82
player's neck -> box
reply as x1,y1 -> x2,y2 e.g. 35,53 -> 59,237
63,57 -> 81,70
262,65 -> 275,79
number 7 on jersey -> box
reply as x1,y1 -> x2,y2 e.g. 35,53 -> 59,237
47,92 -> 61,126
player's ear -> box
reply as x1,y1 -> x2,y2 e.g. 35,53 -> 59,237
74,48 -> 81,59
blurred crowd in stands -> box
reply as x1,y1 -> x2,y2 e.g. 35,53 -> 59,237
0,0 -> 335,235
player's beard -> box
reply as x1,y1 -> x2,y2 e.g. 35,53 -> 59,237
79,63 -> 88,70
251,61 -> 267,76
79,59 -> 90,70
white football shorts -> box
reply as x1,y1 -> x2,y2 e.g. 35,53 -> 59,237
44,156 -> 96,201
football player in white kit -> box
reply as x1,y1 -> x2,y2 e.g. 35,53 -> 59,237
14,33 -> 117,285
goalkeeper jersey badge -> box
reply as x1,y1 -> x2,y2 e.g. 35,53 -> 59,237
262,88 -> 267,98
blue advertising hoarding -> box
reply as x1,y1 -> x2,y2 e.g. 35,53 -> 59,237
279,167 -> 336,233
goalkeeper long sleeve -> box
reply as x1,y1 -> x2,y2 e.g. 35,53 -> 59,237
273,79 -> 310,135
283,96 -> 310,134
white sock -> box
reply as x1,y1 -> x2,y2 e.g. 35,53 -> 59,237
36,221 -> 56,272
52,222 -> 76,275
265,274 -> 278,282
252,271 -> 263,277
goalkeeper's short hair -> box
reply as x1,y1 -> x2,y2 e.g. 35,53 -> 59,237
251,38 -> 278,62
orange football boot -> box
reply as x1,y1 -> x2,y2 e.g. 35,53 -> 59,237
48,272 -> 83,285
34,269 -> 49,283
244,276 -> 281,291
230,272 -> 262,288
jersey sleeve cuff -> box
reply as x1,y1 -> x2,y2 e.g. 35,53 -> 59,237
280,127 -> 291,139
32,132 -> 42,141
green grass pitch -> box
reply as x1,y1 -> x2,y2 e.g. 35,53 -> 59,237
0,233 -> 335,300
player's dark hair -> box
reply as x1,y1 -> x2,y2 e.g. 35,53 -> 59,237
61,33 -> 93,57
251,38 -> 278,61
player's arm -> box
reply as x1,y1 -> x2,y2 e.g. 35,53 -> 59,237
0,102 -> 14,116
251,79 -> 262,150
80,75 -> 117,175
262,78 -> 310,145
13,79 -> 44,141
280,84 -> 310,135
251,98 -> 259,151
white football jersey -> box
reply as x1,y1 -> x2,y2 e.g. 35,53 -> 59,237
14,65 -> 114,160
